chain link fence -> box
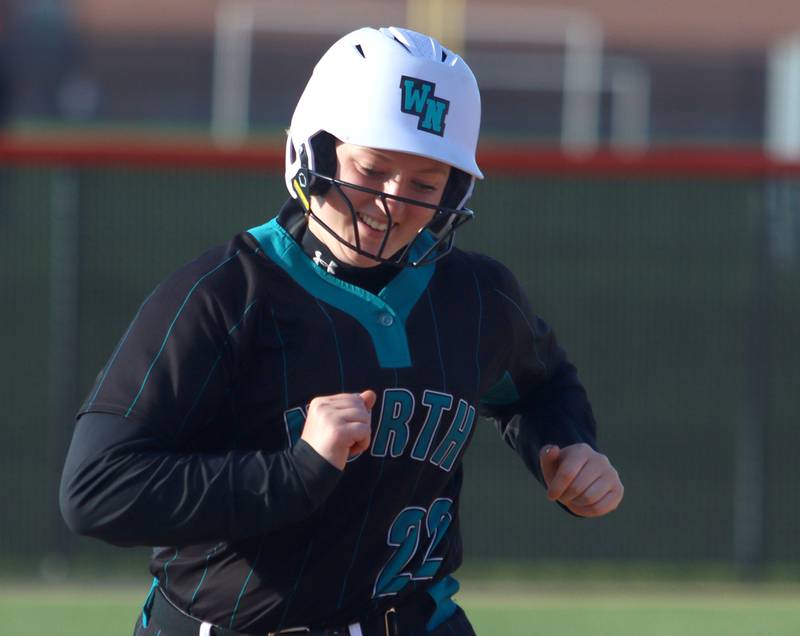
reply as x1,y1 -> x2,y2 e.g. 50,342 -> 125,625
1,155 -> 797,578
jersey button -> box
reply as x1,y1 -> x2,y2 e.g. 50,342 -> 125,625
378,312 -> 394,327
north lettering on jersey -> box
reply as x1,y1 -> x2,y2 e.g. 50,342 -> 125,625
429,399 -> 476,472
283,406 -> 307,447
372,388 -> 416,458
282,388 -> 474,471
410,390 -> 453,461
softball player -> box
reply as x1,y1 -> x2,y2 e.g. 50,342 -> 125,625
60,26 -> 623,636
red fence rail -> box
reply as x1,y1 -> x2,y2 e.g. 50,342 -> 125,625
3,135 -> 800,177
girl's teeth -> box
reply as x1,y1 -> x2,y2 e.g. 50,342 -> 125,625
358,213 -> 388,232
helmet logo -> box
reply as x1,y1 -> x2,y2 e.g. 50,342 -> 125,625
399,76 -> 449,137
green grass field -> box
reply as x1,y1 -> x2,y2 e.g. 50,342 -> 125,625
1,582 -> 798,636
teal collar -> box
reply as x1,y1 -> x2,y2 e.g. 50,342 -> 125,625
248,218 -> 436,368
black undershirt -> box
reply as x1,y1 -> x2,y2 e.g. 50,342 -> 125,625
296,211 -> 402,295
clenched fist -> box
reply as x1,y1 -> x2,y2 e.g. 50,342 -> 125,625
301,391 -> 377,470
539,443 -> 623,517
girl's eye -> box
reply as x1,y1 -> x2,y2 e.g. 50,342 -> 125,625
359,165 -> 385,178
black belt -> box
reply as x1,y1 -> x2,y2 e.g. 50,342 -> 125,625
143,585 -> 432,636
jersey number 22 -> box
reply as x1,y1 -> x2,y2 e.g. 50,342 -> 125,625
373,498 -> 453,597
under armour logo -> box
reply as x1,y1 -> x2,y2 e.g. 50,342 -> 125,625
399,76 -> 450,136
313,250 -> 338,274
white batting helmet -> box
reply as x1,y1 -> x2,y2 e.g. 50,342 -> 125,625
285,26 -> 483,265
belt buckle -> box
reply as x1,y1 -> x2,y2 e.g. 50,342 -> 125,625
383,607 -> 397,636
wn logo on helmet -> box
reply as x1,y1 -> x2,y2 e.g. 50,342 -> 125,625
400,76 -> 450,136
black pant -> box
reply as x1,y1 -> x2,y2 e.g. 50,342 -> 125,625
132,588 -> 476,636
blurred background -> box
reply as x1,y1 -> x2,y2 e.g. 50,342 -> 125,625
1,0 -> 799,633
1,0 -> 800,146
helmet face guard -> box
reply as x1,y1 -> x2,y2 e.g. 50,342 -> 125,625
291,166 -> 474,267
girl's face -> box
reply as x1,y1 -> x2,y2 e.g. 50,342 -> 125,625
309,141 -> 451,268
